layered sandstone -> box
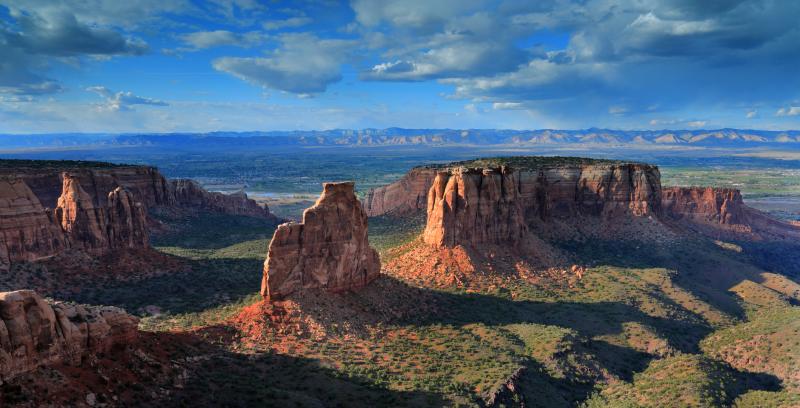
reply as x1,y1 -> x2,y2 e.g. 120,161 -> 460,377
422,161 -> 662,247
4,161 -> 274,219
0,160 -> 277,269
662,186 -> 800,240
170,179 -> 273,218
261,182 -> 380,300
363,168 -> 438,216
0,178 -> 67,265
0,289 -> 138,381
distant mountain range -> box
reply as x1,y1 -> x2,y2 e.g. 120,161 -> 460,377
2,128 -> 800,150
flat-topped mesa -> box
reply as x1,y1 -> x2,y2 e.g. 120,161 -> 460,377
261,182 -> 380,301
0,290 -> 138,382
421,157 -> 662,248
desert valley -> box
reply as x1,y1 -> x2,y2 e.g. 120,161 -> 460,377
0,150 -> 799,407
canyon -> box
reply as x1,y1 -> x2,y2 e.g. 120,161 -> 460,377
261,182 -> 380,300
0,160 -> 277,270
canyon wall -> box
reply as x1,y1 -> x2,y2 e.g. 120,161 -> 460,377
363,168 -> 438,216
0,162 -> 276,269
422,163 -> 662,247
0,289 -> 138,382
662,186 -> 800,240
261,182 -> 380,300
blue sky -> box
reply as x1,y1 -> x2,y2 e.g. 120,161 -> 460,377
0,0 -> 799,133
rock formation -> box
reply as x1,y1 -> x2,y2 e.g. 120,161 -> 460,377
0,160 -> 277,269
170,179 -> 273,218
363,168 -> 437,216
662,186 -> 800,240
0,178 -> 67,266
421,160 -> 662,248
0,289 -> 138,382
261,182 -> 380,300
662,187 -> 746,225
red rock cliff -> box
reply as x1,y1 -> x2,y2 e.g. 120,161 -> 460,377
170,179 -> 274,219
0,289 -> 138,381
422,162 -> 662,247
363,168 -> 438,216
662,186 -> 800,240
261,182 -> 380,301
0,178 -> 67,265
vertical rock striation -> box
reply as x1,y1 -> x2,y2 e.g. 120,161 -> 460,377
261,182 -> 380,301
363,168 -> 438,216
422,161 -> 663,248
0,178 -> 67,266
0,289 -> 138,381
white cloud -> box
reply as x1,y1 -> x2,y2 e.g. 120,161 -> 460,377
263,16 -> 312,30
493,102 -> 523,110
213,33 -> 355,94
746,109 -> 758,119
686,120 -> 707,128
86,86 -> 168,111
776,106 -> 800,117
179,30 -> 265,50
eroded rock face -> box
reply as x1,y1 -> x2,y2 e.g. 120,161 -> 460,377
0,289 -> 138,381
363,168 -> 438,216
662,186 -> 800,240
423,163 -> 662,247
56,173 -> 110,253
0,178 -> 67,266
170,179 -> 275,219
662,187 -> 746,225
261,182 -> 380,300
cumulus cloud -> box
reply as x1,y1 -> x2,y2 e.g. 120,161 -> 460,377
746,109 -> 758,119
178,30 -> 265,50
212,33 -> 355,94
776,106 -> 800,117
87,86 -> 168,111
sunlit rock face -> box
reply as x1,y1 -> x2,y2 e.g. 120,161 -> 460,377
261,182 -> 381,301
422,163 -> 663,248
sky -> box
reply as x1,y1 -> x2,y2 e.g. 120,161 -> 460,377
0,0 -> 799,133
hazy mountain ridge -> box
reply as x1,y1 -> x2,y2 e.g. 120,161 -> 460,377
2,128 -> 800,150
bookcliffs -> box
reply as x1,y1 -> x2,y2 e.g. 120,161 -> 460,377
261,182 -> 380,301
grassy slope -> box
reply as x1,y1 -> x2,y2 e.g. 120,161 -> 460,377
68,205 -> 800,407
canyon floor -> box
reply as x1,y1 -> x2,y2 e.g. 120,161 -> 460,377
5,206 -> 792,407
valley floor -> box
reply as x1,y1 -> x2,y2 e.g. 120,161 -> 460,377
5,208 -> 796,407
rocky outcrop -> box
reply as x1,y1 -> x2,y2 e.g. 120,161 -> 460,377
363,168 -> 438,216
0,290 -> 138,381
0,161 -> 277,269
170,179 -> 274,219
5,161 -> 275,219
662,187 -> 746,225
261,182 -> 380,301
0,178 -> 67,266
422,162 -> 662,247
662,186 -> 800,240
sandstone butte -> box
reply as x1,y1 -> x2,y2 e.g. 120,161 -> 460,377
261,182 -> 380,301
421,159 -> 662,247
0,161 -> 278,269
0,289 -> 138,382
365,156 -> 800,247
